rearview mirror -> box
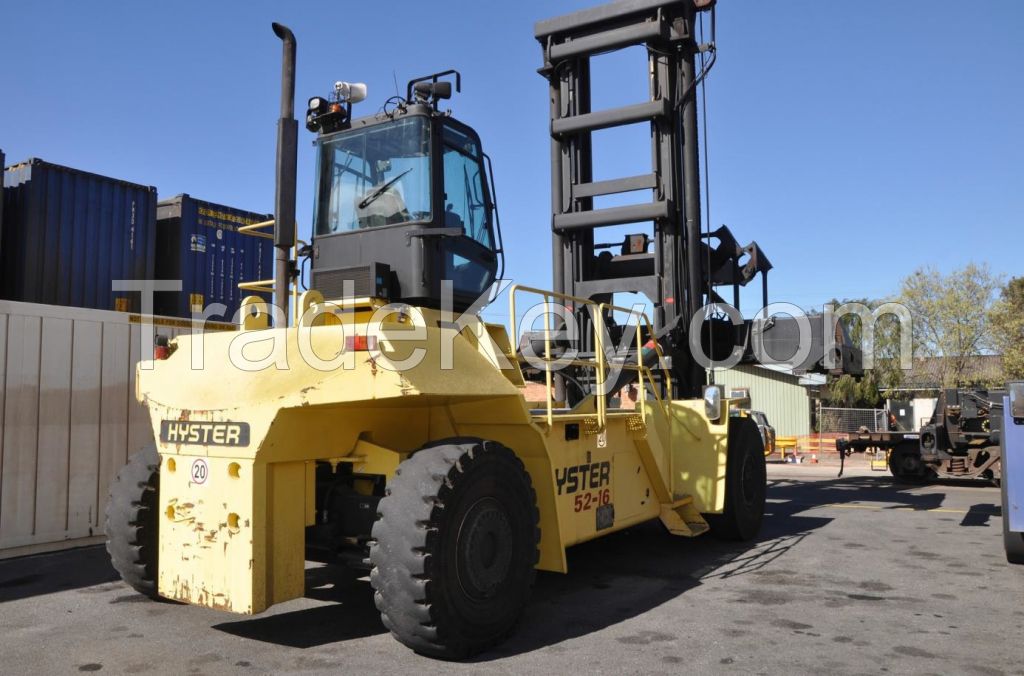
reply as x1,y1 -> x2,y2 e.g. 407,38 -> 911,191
704,385 -> 724,422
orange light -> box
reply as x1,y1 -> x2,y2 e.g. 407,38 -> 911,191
330,103 -> 343,113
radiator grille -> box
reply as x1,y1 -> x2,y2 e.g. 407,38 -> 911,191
312,263 -> 389,300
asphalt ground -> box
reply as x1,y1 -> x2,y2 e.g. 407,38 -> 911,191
1,462 -> 1021,676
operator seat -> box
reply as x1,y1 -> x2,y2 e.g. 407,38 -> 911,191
356,190 -> 410,228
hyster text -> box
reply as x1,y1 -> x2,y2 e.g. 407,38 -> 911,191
555,461 -> 611,495
160,420 -> 250,447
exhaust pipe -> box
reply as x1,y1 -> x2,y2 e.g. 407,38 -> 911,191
271,22 -> 297,325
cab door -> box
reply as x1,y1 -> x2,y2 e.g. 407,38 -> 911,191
439,122 -> 498,305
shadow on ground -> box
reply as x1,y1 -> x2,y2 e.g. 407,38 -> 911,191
211,476 -> 845,657
960,503 -> 1001,527
0,545 -> 118,603
768,473 -> 948,515
214,567 -> 387,647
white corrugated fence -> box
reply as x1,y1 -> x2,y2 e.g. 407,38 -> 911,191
0,300 -> 229,558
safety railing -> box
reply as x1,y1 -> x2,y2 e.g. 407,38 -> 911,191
236,219 -> 305,325
508,284 -> 670,430
238,219 -> 275,240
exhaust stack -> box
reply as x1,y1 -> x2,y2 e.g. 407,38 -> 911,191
271,22 -> 297,324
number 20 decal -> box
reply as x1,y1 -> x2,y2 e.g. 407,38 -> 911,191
190,458 -> 209,485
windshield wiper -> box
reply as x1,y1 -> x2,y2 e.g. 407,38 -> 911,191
358,168 -> 412,209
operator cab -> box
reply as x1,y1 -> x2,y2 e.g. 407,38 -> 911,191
306,71 -> 503,312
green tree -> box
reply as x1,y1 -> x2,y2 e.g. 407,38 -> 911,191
823,297 -> 907,406
989,276 -> 1024,380
899,263 -> 1002,388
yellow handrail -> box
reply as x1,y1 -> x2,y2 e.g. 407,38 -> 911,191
238,279 -> 275,295
597,301 -> 672,421
237,221 -> 277,320
236,221 -> 303,326
237,220 -> 275,240
509,284 -> 671,430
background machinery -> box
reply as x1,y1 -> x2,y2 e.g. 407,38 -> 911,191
104,0 -> 858,659
838,388 -> 1005,483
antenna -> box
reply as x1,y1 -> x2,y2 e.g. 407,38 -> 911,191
392,70 -> 400,99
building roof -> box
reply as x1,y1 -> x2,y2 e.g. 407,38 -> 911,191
893,355 -> 1003,391
714,363 -> 825,387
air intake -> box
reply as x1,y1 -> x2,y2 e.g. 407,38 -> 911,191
311,262 -> 391,301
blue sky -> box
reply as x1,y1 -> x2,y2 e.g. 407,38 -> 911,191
2,0 -> 1022,323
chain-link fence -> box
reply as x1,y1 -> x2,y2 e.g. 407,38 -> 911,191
819,407 -> 886,434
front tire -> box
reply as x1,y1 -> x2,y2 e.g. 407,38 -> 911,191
705,417 -> 767,541
369,438 -> 540,659
105,445 -> 161,599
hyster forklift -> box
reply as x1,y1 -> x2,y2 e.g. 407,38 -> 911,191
106,0 -> 856,658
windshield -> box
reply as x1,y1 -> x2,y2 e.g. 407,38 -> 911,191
314,116 -> 431,235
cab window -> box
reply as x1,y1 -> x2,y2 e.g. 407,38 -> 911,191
442,125 -> 491,247
314,117 -> 432,234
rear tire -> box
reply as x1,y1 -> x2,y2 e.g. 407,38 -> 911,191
369,438 -> 540,659
705,417 -> 766,541
888,444 -> 933,484
105,445 -> 161,599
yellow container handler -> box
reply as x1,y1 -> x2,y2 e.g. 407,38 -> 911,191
106,1 -> 856,658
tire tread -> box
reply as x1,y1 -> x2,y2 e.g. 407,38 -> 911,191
104,445 -> 160,598
369,437 -> 539,659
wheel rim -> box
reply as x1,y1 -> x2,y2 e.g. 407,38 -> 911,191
896,450 -> 920,476
456,497 -> 514,600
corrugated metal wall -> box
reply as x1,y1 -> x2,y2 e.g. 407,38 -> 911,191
0,300 -> 228,558
716,365 -> 812,437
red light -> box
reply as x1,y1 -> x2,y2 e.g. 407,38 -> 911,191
330,103 -> 343,113
154,335 -> 171,360
345,334 -> 378,352
664,297 -> 674,305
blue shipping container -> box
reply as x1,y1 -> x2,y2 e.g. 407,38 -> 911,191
1,158 -> 157,312
155,194 -> 273,321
